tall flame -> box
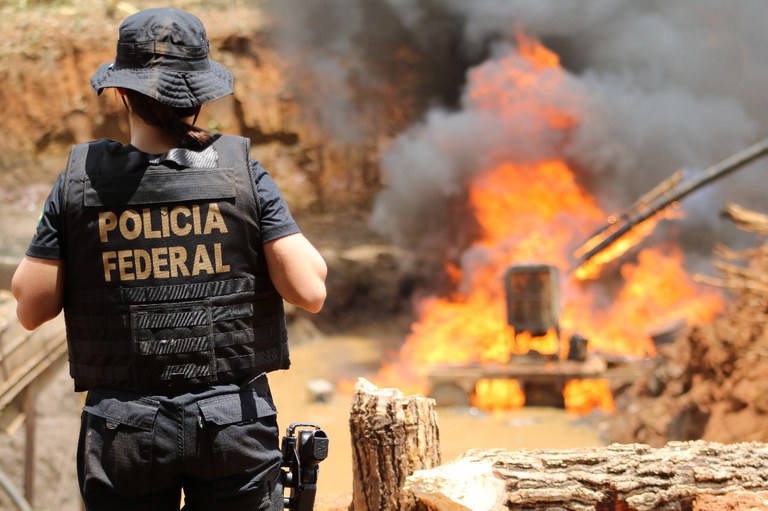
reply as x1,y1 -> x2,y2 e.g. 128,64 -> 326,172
374,34 -> 723,412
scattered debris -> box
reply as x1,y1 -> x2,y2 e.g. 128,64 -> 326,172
305,378 -> 334,403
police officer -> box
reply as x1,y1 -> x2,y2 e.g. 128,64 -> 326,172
11,7 -> 327,511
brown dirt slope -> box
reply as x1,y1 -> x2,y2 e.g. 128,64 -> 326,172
606,204 -> 768,446
0,1 -> 303,197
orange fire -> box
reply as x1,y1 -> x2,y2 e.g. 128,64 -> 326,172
373,34 -> 723,412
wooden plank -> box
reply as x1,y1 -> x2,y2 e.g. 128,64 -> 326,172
0,307 -> 65,386
428,359 -> 649,383
0,258 -> 18,292
0,339 -> 67,412
23,382 -> 37,507
0,303 -> 67,419
0,398 -> 25,435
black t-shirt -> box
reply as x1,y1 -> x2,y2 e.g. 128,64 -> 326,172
26,149 -> 299,260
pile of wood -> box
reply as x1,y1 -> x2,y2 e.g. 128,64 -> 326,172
604,204 -> 768,446
351,379 -> 768,511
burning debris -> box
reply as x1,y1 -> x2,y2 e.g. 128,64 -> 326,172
605,204 -> 768,446
574,137 -> 768,279
256,0 -> 768,420
371,36 -> 724,412
265,1 -> 768,413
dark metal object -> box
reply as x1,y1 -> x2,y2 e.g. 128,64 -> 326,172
280,422 -> 329,511
504,265 -> 560,338
573,137 -> 768,270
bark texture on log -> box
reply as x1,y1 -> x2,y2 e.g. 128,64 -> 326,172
349,378 -> 441,511
406,441 -> 768,511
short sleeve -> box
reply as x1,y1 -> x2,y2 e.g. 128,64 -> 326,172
251,161 -> 300,244
26,172 -> 66,260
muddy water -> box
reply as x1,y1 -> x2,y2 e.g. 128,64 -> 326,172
270,331 -> 604,501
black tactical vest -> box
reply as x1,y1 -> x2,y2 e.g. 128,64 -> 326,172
61,135 -> 290,392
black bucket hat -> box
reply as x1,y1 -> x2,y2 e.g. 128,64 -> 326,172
90,8 -> 233,108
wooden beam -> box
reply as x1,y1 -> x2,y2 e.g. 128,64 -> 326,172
22,382 -> 37,507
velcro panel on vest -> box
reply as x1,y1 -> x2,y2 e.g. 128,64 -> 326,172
84,168 -> 236,206
130,300 -> 216,385
71,277 -> 256,306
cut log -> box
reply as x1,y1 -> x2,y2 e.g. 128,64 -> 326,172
405,441 -> 768,511
349,378 -> 440,511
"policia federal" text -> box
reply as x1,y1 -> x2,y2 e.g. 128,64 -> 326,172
98,203 -> 231,282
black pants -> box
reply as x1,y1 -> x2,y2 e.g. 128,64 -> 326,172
77,374 -> 283,511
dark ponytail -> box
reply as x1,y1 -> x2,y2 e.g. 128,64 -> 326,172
125,90 -> 214,150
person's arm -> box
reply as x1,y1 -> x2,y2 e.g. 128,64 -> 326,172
264,233 -> 327,313
12,256 -> 65,330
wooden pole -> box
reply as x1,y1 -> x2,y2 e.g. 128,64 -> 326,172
22,381 -> 37,508
349,378 -> 441,511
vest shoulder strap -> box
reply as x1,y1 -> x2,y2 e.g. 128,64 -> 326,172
211,134 -> 260,223
212,134 -> 251,170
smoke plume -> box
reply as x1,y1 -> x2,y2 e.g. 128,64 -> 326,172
264,0 -> 768,269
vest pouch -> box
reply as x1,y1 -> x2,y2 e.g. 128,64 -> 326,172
130,300 -> 216,388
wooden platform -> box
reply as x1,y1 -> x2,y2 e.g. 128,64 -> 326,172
427,356 -> 650,407
0,258 -> 17,292
0,287 -> 68,507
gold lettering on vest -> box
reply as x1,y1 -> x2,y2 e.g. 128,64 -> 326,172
151,247 -> 170,278
192,204 -> 203,235
214,243 -> 230,273
203,203 -> 228,234
102,251 -> 117,282
160,207 -> 170,237
98,212 -> 118,243
192,244 -> 214,275
168,246 -> 190,277
142,208 -> 161,239
119,210 -> 142,240
117,250 -> 135,281
134,249 -> 152,280
97,202 -> 232,282
170,206 -> 192,236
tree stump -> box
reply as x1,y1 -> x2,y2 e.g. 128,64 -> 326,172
405,441 -> 768,511
349,378 -> 441,511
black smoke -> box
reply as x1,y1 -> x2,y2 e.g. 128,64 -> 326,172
263,0 -> 768,271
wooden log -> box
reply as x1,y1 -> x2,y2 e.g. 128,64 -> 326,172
349,378 -> 441,511
405,441 -> 768,511
722,204 -> 768,234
